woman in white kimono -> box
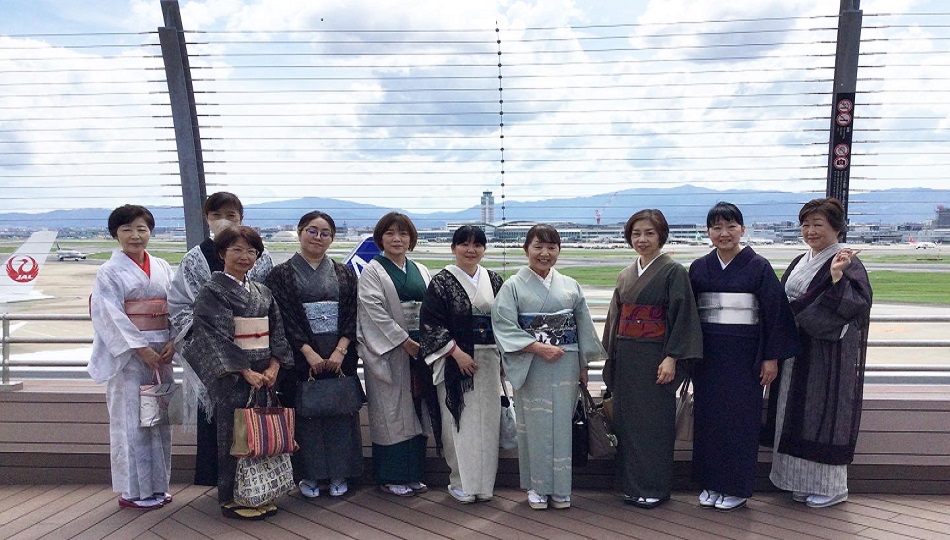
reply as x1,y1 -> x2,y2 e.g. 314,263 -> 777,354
167,192 -> 273,487
357,212 -> 434,497
491,224 -> 606,511
418,225 -> 504,504
88,205 -> 175,510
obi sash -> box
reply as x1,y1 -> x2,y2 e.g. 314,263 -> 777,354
472,313 -> 494,345
617,303 -> 666,339
401,301 -> 422,333
518,309 -> 577,346
124,298 -> 169,331
234,316 -> 269,350
303,301 -> 338,334
698,292 -> 760,325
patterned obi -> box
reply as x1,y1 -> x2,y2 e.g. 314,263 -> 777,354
472,313 -> 494,345
697,292 -> 760,325
303,301 -> 338,334
234,316 -> 269,350
124,298 -> 169,331
401,301 -> 422,333
518,309 -> 577,346
617,303 -> 666,339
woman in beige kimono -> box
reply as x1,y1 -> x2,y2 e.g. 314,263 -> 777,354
357,212 -> 433,497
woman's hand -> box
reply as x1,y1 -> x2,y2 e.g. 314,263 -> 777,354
262,359 -> 280,387
302,346 -> 326,373
402,338 -> 420,358
579,367 -> 589,386
453,349 -> 478,377
159,341 -> 175,365
241,368 -> 267,389
325,350 -> 344,374
525,341 -> 564,362
136,347 -> 163,370
656,356 -> 676,385
830,248 -> 861,283
760,359 -> 778,386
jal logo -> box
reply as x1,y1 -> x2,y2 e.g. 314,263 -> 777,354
5,255 -> 39,283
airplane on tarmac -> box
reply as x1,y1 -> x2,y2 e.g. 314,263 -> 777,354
0,230 -> 58,304
908,235 -> 939,249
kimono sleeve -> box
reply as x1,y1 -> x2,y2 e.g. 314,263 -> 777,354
90,266 -> 149,358
264,264 -> 312,355
572,279 -> 606,369
491,278 -> 536,390
418,274 -> 456,365
662,265 -> 703,361
265,286 -> 294,368
757,261 -> 802,360
249,250 -> 274,282
601,287 -> 621,389
167,249 -> 206,345
796,259 -> 872,341
183,284 -> 244,386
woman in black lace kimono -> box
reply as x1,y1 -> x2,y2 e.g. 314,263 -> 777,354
265,211 -> 362,499
418,226 -> 504,503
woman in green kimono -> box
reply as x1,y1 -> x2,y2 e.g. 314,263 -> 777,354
602,209 -> 703,509
491,224 -> 606,511
356,212 -> 434,497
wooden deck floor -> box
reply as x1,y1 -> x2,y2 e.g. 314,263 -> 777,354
2,484 -> 949,540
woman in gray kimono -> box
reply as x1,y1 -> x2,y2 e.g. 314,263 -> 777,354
183,226 -> 293,520
357,212 -> 433,497
265,211 -> 362,499
602,209 -> 703,509
770,197 -> 872,508
491,224 -> 606,511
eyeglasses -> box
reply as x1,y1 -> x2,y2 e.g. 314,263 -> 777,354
304,227 -> 333,238
226,247 -> 259,258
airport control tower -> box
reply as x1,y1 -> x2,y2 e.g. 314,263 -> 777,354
481,191 -> 495,224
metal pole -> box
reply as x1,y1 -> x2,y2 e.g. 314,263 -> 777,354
826,0 -> 863,241
1,317 -> 23,391
159,0 -> 208,250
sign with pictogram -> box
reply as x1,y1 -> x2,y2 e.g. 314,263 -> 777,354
828,92 -> 856,203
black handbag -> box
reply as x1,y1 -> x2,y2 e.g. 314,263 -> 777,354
295,371 -> 364,418
572,389 -> 589,467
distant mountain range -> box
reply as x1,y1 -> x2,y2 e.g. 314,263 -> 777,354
1,186 -> 947,230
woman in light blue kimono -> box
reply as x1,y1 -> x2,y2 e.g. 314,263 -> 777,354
491,224 -> 606,511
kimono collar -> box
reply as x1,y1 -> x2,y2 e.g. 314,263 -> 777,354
785,243 -> 839,300
446,264 -> 494,313
529,267 -> 554,290
717,246 -> 746,269
223,271 -> 250,291
124,251 -> 151,277
637,253 -> 661,276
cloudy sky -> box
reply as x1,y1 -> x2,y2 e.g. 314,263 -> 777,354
2,0 -> 949,221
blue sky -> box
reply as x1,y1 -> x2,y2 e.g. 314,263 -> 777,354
2,1 -> 949,214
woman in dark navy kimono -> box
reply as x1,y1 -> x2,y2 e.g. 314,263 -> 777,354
688,202 -> 800,511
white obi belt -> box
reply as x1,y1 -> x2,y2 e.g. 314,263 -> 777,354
697,292 -> 759,325
234,316 -> 269,350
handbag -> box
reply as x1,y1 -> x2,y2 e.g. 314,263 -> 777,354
572,387 -> 589,467
139,368 -> 183,427
580,383 -> 617,459
233,453 -> 294,507
295,370 -> 364,418
231,388 -> 299,457
675,374 -> 694,443
499,381 -> 518,450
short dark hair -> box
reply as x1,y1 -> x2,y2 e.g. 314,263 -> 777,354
203,192 -> 244,218
297,211 -> 337,237
107,205 -> 155,238
706,202 -> 744,227
522,224 -> 561,251
799,197 -> 847,239
214,225 -> 265,259
373,212 -> 417,251
624,209 -> 669,248
451,225 -> 488,248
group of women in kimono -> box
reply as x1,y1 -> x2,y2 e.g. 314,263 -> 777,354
89,193 -> 870,519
